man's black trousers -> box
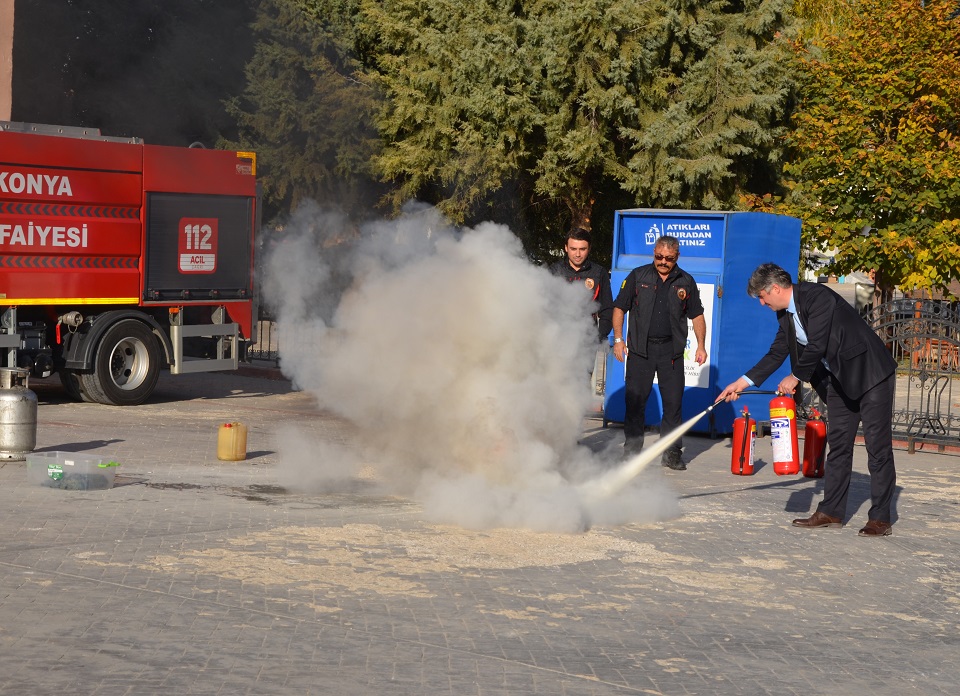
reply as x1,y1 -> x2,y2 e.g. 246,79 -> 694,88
816,372 -> 897,523
623,341 -> 685,454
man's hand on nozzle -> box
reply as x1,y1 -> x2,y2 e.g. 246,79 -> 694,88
718,377 -> 750,402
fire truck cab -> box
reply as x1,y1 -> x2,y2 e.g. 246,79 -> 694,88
0,122 -> 259,405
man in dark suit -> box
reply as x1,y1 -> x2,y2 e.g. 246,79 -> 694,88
718,263 -> 898,537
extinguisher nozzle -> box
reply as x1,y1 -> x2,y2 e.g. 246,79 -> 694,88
706,396 -> 725,413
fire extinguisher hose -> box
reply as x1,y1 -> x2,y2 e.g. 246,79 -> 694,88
738,411 -> 749,475
578,397 -> 725,503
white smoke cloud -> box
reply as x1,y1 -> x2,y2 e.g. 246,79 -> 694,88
265,202 -> 679,531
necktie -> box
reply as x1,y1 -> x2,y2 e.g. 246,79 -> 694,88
785,312 -> 800,366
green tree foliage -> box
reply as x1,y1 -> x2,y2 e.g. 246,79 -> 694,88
225,0 -> 384,221
618,0 -> 796,210
782,0 -> 960,296
355,0 -> 795,253
790,0 -> 857,42
357,1 -> 536,223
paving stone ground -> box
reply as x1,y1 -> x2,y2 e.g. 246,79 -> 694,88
1,369 -> 958,695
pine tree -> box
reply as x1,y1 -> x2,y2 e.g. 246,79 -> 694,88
357,0 -> 796,239
225,0 -> 384,221
618,0 -> 796,209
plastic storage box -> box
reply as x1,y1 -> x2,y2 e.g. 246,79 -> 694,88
26,451 -> 120,490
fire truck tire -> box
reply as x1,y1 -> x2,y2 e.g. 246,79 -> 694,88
59,369 -> 93,402
80,320 -> 161,406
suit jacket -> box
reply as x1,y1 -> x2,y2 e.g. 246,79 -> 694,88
745,283 -> 896,401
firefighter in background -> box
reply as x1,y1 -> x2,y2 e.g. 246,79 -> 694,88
549,227 -> 613,344
718,263 -> 898,536
612,235 -> 707,470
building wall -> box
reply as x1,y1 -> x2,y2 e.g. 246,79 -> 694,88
0,0 -> 13,120
9,0 -> 254,146
906,281 -> 960,301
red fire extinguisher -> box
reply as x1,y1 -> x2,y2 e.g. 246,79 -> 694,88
802,408 -> 827,478
770,393 -> 800,475
731,407 -> 757,476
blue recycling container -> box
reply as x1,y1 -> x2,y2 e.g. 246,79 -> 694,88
602,209 -> 801,435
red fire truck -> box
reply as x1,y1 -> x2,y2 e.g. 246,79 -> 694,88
0,122 -> 259,405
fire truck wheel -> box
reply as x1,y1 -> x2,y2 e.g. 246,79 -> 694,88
59,370 -> 93,402
80,320 -> 161,406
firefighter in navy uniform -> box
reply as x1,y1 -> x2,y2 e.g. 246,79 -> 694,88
612,235 -> 707,470
548,227 -> 613,343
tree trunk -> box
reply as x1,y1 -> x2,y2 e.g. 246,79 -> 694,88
567,190 -> 595,234
874,267 -> 895,306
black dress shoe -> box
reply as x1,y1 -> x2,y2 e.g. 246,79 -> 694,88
661,450 -> 686,470
792,511 -> 842,528
858,520 -> 893,536
622,439 -> 644,459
